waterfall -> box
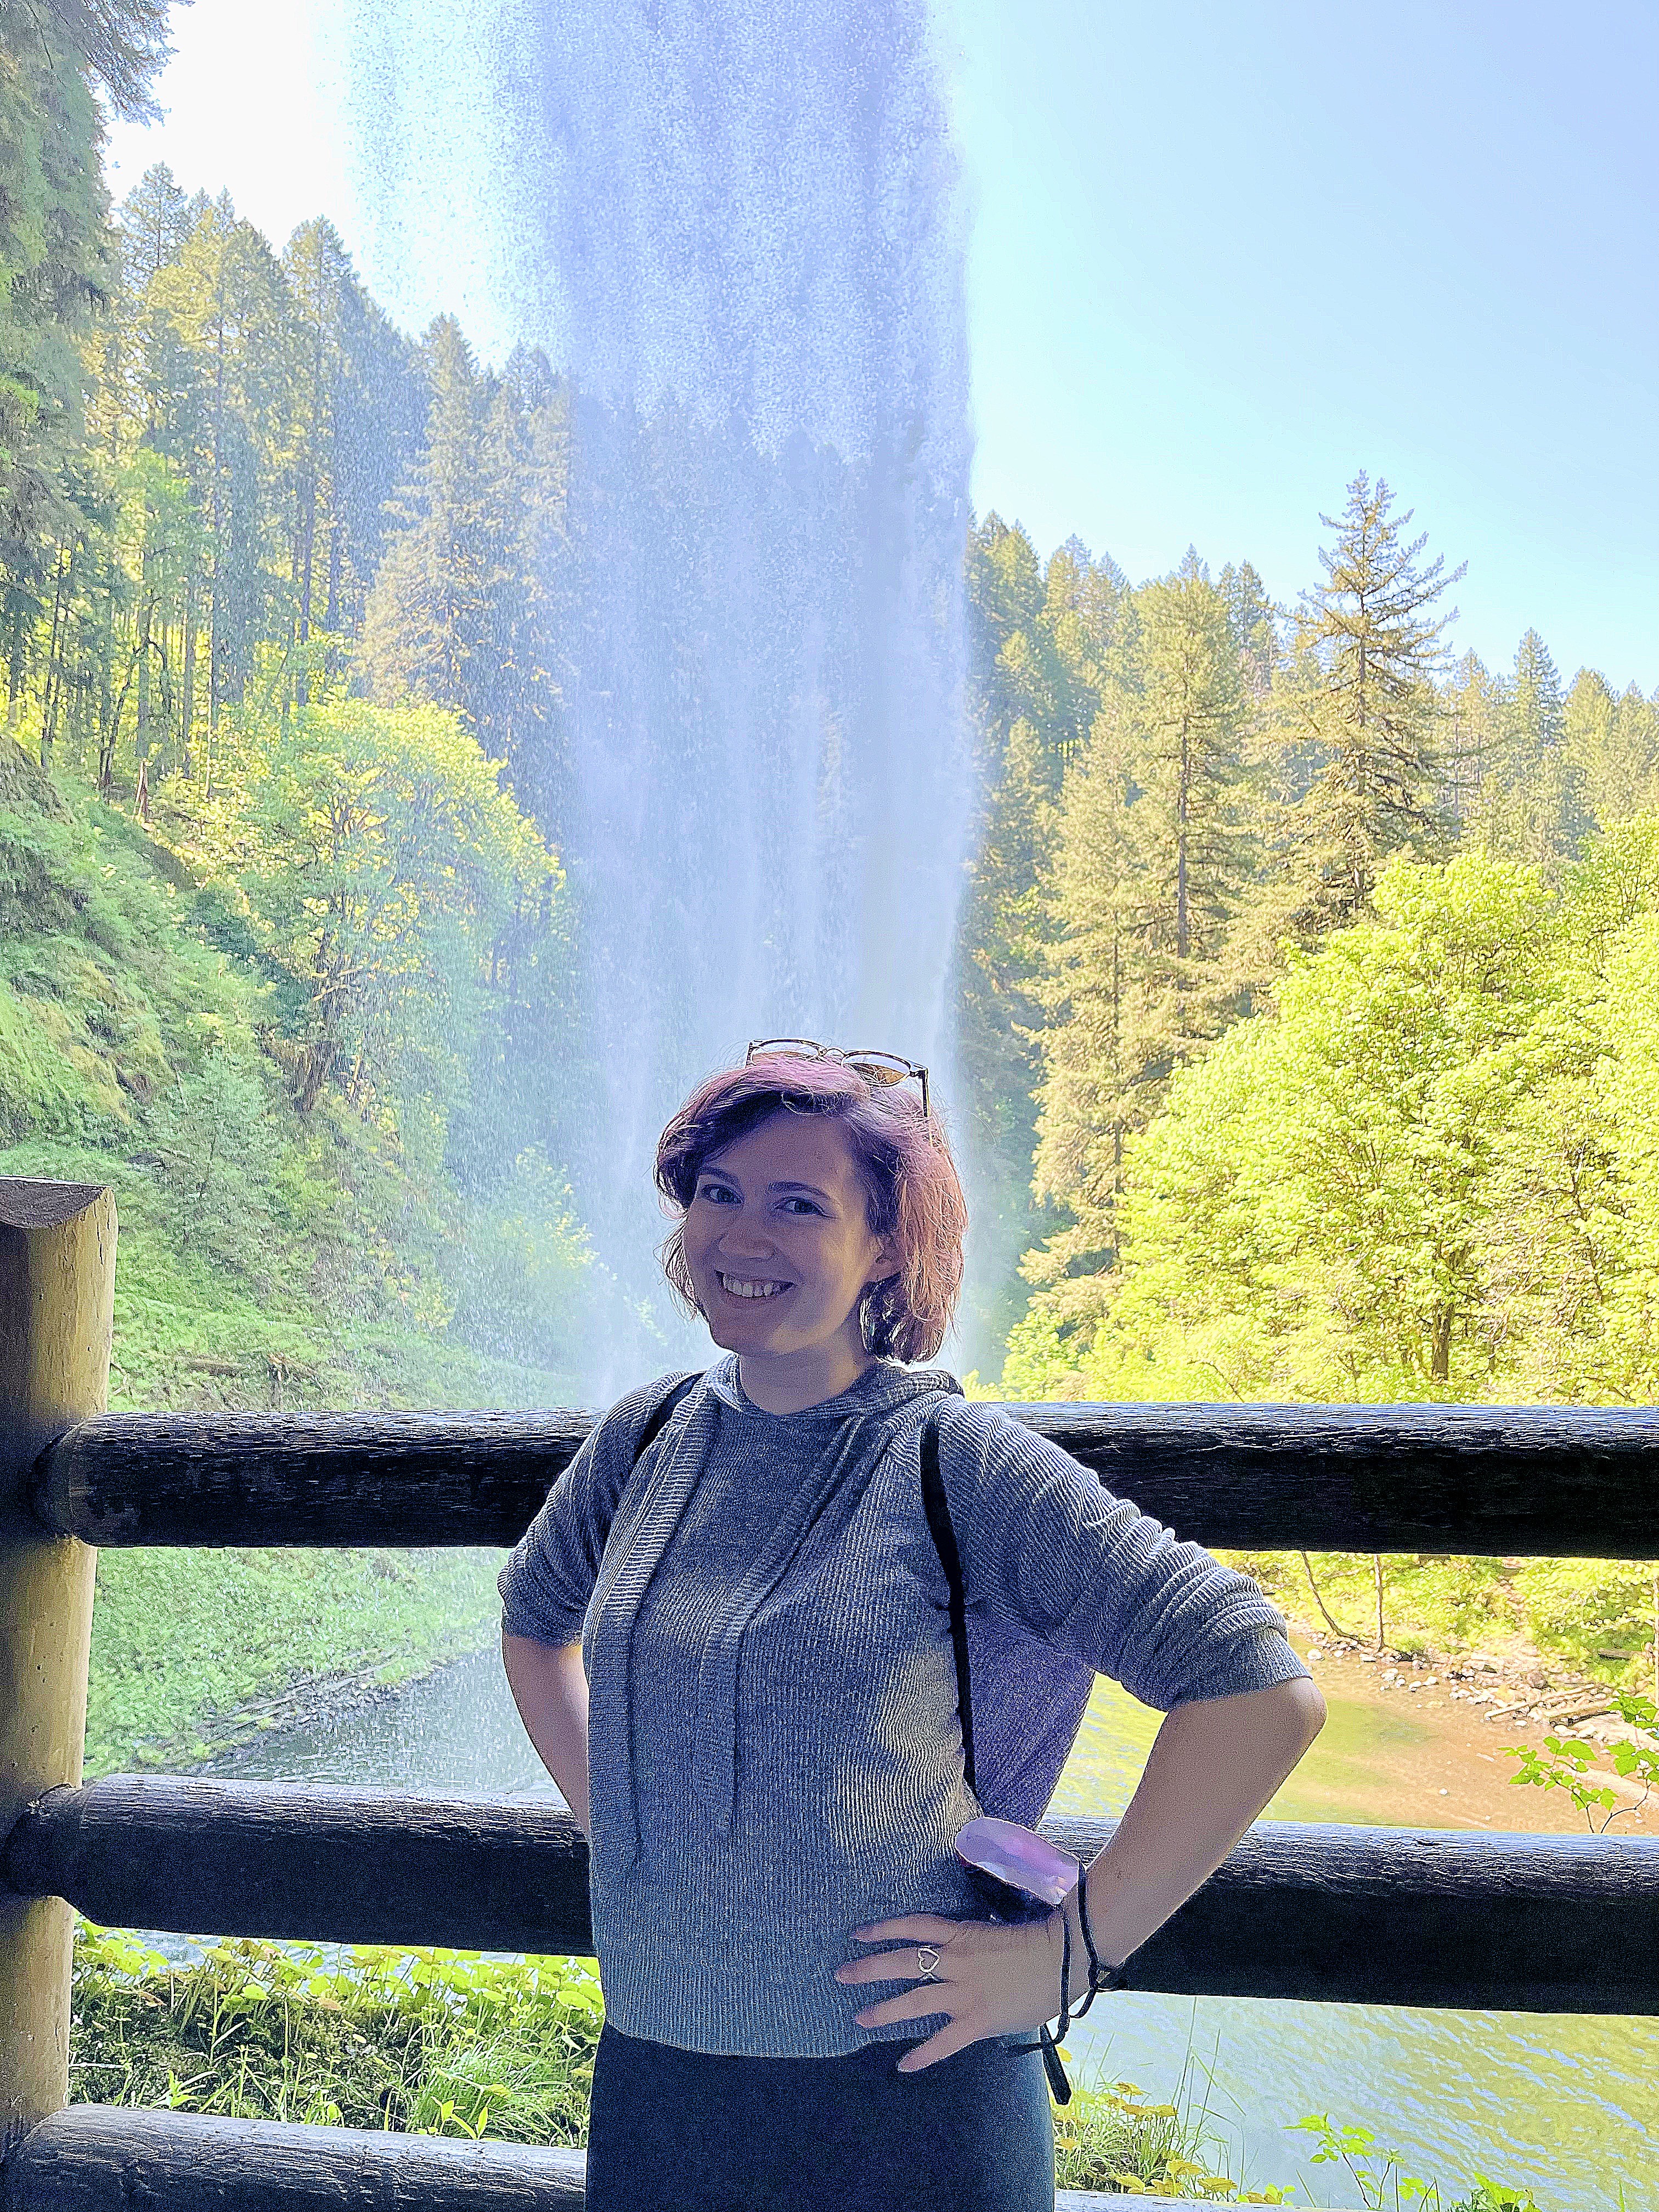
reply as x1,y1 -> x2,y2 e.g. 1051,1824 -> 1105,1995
336,0 -> 982,1402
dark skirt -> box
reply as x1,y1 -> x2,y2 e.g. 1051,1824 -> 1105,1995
585,2016 -> 1057,2212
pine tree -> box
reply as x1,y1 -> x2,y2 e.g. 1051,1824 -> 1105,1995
118,161 -> 193,289
1439,650 -> 1505,843
1272,472 -> 1465,936
1486,629 -> 1592,878
1218,558 -> 1279,700
1567,669 -> 1659,830
952,518 -> 1125,1358
362,317 -> 565,828
1019,552 -> 1255,1350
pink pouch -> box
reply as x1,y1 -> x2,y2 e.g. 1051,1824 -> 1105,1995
955,1814 -> 1080,1912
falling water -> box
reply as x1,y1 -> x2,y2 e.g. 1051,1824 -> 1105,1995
333,0 -> 981,1401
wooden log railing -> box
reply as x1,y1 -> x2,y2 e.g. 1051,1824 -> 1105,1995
31,1400 -> 1659,1554
2,1176 -> 1657,2211
4,1778 -> 1655,2016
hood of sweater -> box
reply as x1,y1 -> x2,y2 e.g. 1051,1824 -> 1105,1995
586,1351 -> 965,1870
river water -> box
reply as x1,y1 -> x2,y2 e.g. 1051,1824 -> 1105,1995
149,1645 -> 1655,2210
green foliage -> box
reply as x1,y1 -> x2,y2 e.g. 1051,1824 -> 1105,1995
1290,2113 -> 1539,2212
71,1925 -> 602,2145
1051,2049 -> 1292,2199
70,1929 -> 1548,2204
1510,1562 -> 1659,1689
173,693 -> 556,1130
1011,839 -> 1659,1411
83,1545 -> 507,1777
1504,1690 -> 1659,1831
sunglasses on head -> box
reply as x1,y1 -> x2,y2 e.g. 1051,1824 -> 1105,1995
746,1038 -> 929,1121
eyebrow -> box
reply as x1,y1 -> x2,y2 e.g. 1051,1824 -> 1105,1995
698,1171 -> 836,1204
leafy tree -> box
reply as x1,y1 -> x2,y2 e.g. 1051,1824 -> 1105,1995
190,696 -> 558,1140
1008,845 -> 1654,1398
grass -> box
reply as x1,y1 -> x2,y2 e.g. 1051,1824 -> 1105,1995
83,1546 -> 508,1779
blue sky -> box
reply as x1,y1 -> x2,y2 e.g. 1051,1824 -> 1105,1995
104,0 -> 1658,690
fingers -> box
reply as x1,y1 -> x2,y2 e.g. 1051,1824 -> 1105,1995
836,1946 -> 936,1989
851,1987 -> 955,2029
896,2025 -> 973,2074
850,1915 -> 958,1943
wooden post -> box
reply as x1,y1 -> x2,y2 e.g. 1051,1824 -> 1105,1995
0,1181 -> 115,2171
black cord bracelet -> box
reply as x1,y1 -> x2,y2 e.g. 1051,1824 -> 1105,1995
1070,1865 -> 1128,2014
1006,1907 -> 1074,2103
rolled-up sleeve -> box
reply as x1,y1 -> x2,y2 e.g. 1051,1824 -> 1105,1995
498,1390 -> 650,1646
941,1402 -> 1309,1709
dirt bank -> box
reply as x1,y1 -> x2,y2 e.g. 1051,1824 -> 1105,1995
1275,1607 -> 1656,1834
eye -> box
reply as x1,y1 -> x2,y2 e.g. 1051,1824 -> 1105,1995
696,1182 -> 822,1215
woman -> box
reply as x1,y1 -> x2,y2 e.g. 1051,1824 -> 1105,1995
499,1040 -> 1325,2212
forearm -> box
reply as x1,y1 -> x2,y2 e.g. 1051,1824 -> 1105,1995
501,1629 -> 592,1841
1058,1675 -> 1326,1998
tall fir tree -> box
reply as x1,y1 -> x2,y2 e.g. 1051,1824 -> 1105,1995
1484,628 -> 1592,878
1019,551 -> 1255,1356
1267,471 -> 1464,940
951,516 -> 1125,1364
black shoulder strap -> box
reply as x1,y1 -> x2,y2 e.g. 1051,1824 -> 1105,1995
629,1370 -> 704,1467
918,1403 -> 976,1802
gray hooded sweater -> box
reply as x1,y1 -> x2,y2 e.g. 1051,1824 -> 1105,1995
496,1353 -> 1308,2058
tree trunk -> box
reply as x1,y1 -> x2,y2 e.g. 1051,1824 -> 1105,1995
1431,1305 -> 1453,1381
180,579 -> 195,779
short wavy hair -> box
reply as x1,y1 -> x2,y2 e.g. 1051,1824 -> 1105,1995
656,1051 -> 969,1365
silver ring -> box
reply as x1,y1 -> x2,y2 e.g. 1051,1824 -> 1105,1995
916,1945 -> 942,1982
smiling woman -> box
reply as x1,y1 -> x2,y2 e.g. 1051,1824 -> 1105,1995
496,1040 -> 1323,2212
653,1046 -> 967,1415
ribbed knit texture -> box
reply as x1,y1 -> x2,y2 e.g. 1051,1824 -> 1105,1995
498,1353 -> 1308,2058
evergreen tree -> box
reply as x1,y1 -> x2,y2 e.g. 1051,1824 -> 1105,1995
0,0 -> 115,729
1485,628 -> 1592,878
1567,668 -> 1659,830
951,517 -> 1124,1359
1271,472 -> 1465,937
362,317 -> 566,834
1439,650 -> 1505,843
117,161 -> 194,290
1219,557 -> 1279,699
1019,552 -> 1255,1357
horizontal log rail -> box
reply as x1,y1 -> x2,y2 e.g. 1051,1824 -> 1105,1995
29,1401 -> 1659,1554
5,1778 -> 1656,2016
0,2107 -> 1201,2212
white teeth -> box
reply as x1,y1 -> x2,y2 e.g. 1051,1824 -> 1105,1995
720,1274 -> 787,1299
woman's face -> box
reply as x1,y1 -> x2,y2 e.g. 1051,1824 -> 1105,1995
681,1109 -> 899,1392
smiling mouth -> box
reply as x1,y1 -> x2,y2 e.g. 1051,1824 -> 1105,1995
715,1272 -> 794,1302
